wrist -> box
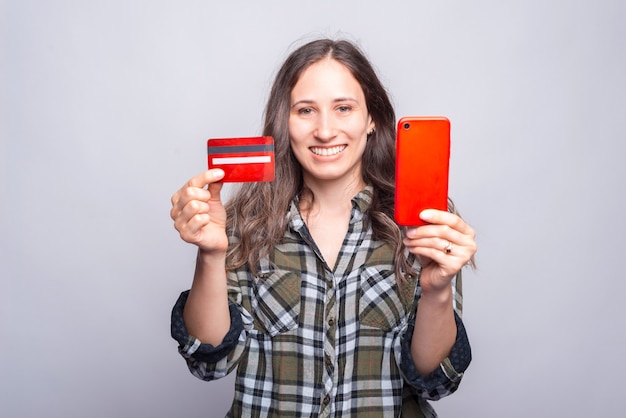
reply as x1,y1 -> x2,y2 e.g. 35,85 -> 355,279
192,248 -> 228,287
197,248 -> 227,264
420,285 -> 453,307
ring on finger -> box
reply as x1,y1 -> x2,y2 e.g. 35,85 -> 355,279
443,241 -> 453,254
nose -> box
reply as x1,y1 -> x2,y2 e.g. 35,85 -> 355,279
314,110 -> 337,142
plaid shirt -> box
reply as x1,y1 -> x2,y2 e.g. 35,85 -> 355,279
171,187 -> 471,417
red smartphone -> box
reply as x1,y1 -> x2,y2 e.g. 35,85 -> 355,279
394,116 -> 450,226
207,136 -> 275,182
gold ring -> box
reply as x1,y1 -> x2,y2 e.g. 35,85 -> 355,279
444,241 -> 453,254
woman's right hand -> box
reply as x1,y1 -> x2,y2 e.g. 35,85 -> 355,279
170,169 -> 228,254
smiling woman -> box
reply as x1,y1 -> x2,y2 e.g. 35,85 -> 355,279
169,38 -> 476,417
288,57 -> 374,192
286,58 -> 375,269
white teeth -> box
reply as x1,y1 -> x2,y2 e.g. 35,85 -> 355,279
310,145 -> 346,156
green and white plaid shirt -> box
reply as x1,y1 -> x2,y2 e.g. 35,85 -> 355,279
172,187 -> 471,417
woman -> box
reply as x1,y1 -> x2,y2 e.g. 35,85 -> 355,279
170,38 -> 477,417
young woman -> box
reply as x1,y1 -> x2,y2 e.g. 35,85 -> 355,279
170,38 -> 477,417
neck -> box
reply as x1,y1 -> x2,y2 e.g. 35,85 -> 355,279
300,174 -> 365,218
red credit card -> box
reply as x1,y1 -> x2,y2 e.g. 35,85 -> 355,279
207,136 -> 275,182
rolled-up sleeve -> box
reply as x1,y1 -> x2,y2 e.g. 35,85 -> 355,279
400,310 -> 471,400
170,290 -> 245,380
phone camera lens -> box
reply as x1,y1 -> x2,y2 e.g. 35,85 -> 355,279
403,122 -> 410,130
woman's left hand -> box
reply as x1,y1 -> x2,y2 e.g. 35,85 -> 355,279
403,209 -> 477,294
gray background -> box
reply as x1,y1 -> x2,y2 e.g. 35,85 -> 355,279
2,0 -> 625,417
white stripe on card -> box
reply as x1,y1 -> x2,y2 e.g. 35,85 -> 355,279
212,156 -> 271,165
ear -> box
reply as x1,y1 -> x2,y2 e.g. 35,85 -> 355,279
367,117 -> 376,136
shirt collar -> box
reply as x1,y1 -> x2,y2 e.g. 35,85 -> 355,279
288,185 -> 374,233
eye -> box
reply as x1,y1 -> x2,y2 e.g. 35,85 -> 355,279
297,107 -> 314,115
337,105 -> 352,113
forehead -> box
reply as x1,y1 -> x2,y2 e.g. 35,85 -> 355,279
291,58 -> 364,98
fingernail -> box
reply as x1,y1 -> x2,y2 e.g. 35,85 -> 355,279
420,210 -> 433,220
213,169 -> 225,179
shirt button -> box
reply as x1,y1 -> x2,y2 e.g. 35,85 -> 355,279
323,395 -> 330,405
328,317 -> 335,327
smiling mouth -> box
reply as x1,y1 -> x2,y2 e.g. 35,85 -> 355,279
310,145 -> 347,156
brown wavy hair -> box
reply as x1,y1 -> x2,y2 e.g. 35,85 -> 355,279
225,38 -> 413,277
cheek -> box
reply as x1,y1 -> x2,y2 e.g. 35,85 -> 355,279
347,115 -> 370,136
348,122 -> 369,143
288,117 -> 309,144
287,120 -> 304,157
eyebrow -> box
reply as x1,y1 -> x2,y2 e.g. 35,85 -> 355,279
291,97 -> 359,108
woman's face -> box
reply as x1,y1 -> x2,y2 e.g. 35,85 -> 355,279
288,58 -> 374,188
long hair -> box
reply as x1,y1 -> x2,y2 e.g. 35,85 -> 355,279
225,39 -> 414,277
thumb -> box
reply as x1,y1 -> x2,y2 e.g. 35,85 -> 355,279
206,169 -> 225,202
207,180 -> 224,202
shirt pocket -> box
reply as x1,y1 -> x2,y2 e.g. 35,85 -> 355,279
358,266 -> 405,332
251,267 -> 301,337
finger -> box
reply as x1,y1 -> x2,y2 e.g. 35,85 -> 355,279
173,199 -> 210,232
187,169 -> 226,189
408,235 -> 475,257
408,243 -> 472,272
405,224 -> 469,248
172,169 -> 225,206
179,212 -> 212,240
406,229 -> 477,257
180,198 -> 211,222
170,169 -> 225,216
404,236 -> 453,252
419,209 -> 475,237
170,186 -> 210,220
172,180 -> 223,224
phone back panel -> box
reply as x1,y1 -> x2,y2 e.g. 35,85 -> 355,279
394,116 -> 450,226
